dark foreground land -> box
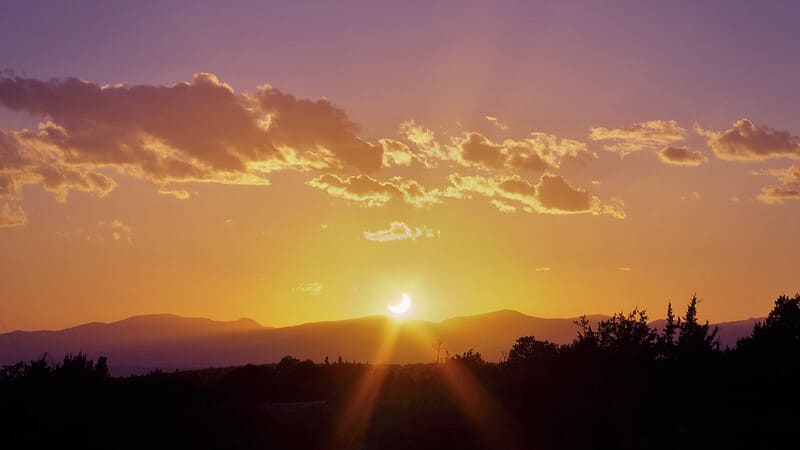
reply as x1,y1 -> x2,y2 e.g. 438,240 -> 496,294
2,295 -> 800,450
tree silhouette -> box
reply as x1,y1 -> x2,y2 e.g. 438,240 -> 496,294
657,302 -> 679,359
575,309 -> 657,360
507,336 -> 559,365
676,295 -> 719,357
738,294 -> 800,355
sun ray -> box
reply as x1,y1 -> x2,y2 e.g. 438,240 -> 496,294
404,323 -> 526,449
326,318 -> 401,449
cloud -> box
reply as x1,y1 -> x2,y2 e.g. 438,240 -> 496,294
535,267 -> 551,272
0,72 -> 643,226
293,282 -> 322,296
398,120 -> 589,172
589,120 -> 685,156
484,115 -> 510,131
363,221 -> 438,242
0,129 -> 118,202
454,132 -> 589,172
158,185 -> 191,200
0,202 -> 26,227
681,191 -> 701,201
398,120 -> 451,166
307,173 -> 445,208
535,173 -> 597,213
55,219 -> 134,242
110,219 -> 133,242
696,119 -> 800,161
757,164 -> 800,185
617,267 -> 633,272
490,199 -> 517,213
380,139 -> 414,167
657,146 -> 708,167
448,172 -> 624,218
758,186 -> 800,204
0,73 -> 383,204
756,163 -> 800,204
256,84 -> 382,171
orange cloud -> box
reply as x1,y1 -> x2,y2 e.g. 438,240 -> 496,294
292,282 -> 322,296
363,221 -> 437,242
448,173 -> 625,218
657,146 -> 708,167
157,185 -> 191,200
589,120 -> 685,156
697,119 -> 800,161
454,132 -> 588,172
0,202 -> 26,228
1,73 -> 636,226
0,73 -> 383,199
484,115 -> 510,131
110,220 -> 133,242
398,120 -> 588,172
0,129 -> 117,202
307,174 -> 444,208
758,186 -> 800,204
54,219 -> 134,243
256,84 -> 382,171
397,120 -> 451,167
490,199 -> 517,213
379,139 -> 414,167
756,163 -> 800,204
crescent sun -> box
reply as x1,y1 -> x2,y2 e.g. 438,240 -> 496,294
387,293 -> 412,315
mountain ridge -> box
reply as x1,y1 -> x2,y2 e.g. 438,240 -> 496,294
0,310 -> 763,375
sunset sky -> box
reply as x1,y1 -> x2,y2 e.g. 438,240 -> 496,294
1,1 -> 799,331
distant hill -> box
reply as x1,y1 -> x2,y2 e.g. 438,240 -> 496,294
0,311 -> 760,375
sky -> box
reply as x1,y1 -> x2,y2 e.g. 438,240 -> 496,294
1,0 -> 799,331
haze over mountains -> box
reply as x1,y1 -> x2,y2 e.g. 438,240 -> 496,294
0,311 -> 761,375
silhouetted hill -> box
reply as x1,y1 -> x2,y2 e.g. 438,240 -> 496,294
0,311 -> 761,375
0,314 -> 264,373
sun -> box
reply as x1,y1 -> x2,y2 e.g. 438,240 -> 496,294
387,293 -> 412,317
